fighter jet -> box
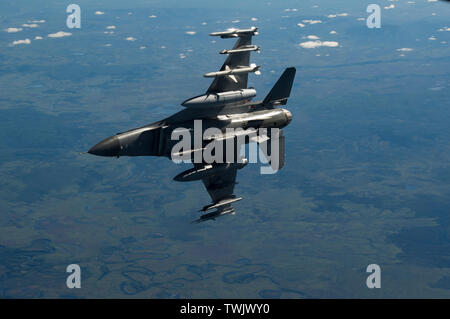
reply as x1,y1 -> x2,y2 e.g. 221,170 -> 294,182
88,27 -> 296,223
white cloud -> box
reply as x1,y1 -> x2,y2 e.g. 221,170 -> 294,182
34,36 -> 43,40
299,40 -> 339,48
322,41 -> 339,47
327,13 -> 348,18
357,17 -> 365,21
105,44 -> 112,47
95,11 -> 104,15
125,37 -> 136,41
438,27 -> 450,32
384,4 -> 395,9
140,46 -> 146,49
302,19 -> 322,24
428,36 -> 436,40
251,17 -> 258,21
330,30 -> 337,34
106,25 -> 116,30
299,41 -> 322,48
297,23 -> 305,28
149,15 -> 157,18
48,31 -> 72,38
11,38 -> 31,46
428,0 -> 438,2
185,31 -> 196,35
306,35 -> 320,40
22,24 -> 39,28
5,27 -> 23,33
396,48 -> 413,52
201,22 -> 207,25
30,20 -> 46,23
232,20 -> 240,23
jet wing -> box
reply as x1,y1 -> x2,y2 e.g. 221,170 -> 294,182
206,34 -> 253,94
200,163 -> 238,203
192,162 -> 240,223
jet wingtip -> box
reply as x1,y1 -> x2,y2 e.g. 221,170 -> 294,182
192,207 -> 236,224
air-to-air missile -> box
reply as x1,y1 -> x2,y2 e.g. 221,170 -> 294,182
173,159 -> 248,182
203,64 -> 261,78
200,196 -> 243,212
192,207 -> 236,223
220,45 -> 260,54
181,88 -> 257,108
209,26 -> 258,38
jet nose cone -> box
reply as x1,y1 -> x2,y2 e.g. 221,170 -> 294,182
88,136 -> 120,157
285,110 -> 292,124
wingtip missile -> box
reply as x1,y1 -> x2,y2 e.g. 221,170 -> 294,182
192,207 -> 236,223
200,196 -> 243,212
210,27 -> 258,38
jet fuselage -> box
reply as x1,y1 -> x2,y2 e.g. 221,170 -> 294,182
88,104 -> 292,158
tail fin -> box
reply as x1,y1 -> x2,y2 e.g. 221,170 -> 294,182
263,67 -> 296,107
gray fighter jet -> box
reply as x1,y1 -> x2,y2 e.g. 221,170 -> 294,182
88,27 -> 296,222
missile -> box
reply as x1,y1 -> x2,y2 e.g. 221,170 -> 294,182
174,160 -> 248,182
200,196 -> 243,212
192,207 -> 236,223
204,64 -> 261,78
171,146 -> 205,159
220,45 -> 260,54
210,27 -> 258,38
182,88 -> 256,108
174,164 -> 213,182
